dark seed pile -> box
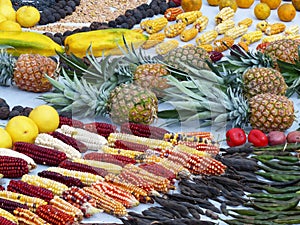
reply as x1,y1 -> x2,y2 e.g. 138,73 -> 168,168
0,98 -> 33,120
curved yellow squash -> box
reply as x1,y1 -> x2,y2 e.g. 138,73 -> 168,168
64,28 -> 148,57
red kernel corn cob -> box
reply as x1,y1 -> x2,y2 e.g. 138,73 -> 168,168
178,141 -> 220,155
59,116 -> 84,128
0,185 -> 5,191
0,208 -> 18,224
13,208 -> 50,225
83,122 -> 117,138
0,197 -> 29,213
138,162 -> 176,182
0,148 -> 37,170
83,152 -> 136,166
118,170 -> 154,193
113,140 -> 149,152
36,204 -> 75,225
0,156 -> 29,178
7,180 -> 54,203
0,216 -> 17,225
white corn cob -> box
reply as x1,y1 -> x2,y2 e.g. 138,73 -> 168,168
215,7 -> 235,24
285,24 -> 300,35
262,33 -> 285,43
73,158 -> 123,174
0,148 -> 37,170
224,25 -> 248,39
214,19 -> 235,34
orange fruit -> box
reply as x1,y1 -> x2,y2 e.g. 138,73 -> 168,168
260,0 -> 281,9
236,0 -> 254,8
219,0 -> 238,12
181,0 -> 202,12
292,0 -> 300,11
207,0 -> 221,6
277,3 -> 296,21
254,3 -> 271,20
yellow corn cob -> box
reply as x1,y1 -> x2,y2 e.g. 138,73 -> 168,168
240,30 -> 263,45
157,158 -> 190,177
262,33 -> 285,43
73,158 -> 123,174
164,22 -> 186,38
14,208 -> 50,225
256,21 -> 269,32
224,25 -> 248,39
175,144 -> 212,158
155,39 -> 179,55
213,36 -> 235,52
0,208 -> 19,224
265,23 -> 286,36
195,30 -> 218,45
238,18 -> 253,27
144,17 -> 168,34
214,19 -> 235,34
180,27 -> 198,42
285,34 -> 300,40
238,41 -> 249,52
140,20 -> 149,30
193,15 -> 209,32
197,44 -> 213,52
215,7 -> 235,24
176,10 -> 202,25
0,190 -> 47,212
142,33 -> 166,49
101,145 -> 144,159
285,25 -> 300,35
0,148 -> 37,170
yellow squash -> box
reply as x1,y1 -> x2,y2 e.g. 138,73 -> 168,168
0,31 -> 64,56
64,28 -> 148,57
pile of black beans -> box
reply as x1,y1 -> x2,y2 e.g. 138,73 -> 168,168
0,98 -> 33,120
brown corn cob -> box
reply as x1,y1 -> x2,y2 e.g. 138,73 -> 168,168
120,122 -> 169,139
7,180 -> 54,203
164,22 -> 186,38
0,197 -> 29,213
0,208 -> 18,224
0,216 -> 17,225
141,33 -> 166,49
180,27 -> 198,42
240,30 -> 263,45
13,142 -> 67,166
144,17 -> 168,34
48,131 -> 88,153
37,170 -> 85,188
36,204 -> 75,225
164,7 -> 183,21
83,122 -> 117,139
237,18 -> 253,27
213,36 -> 235,52
13,208 -> 50,225
138,162 -> 176,182
83,152 -> 136,167
59,116 -> 84,128
0,156 -> 29,178
59,160 -> 109,177
265,23 -> 286,36
176,11 -> 202,25
155,39 -> 179,55
112,140 -> 149,152
83,186 -> 127,217
215,7 -> 235,24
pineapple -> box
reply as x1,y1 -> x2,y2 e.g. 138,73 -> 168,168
0,49 -> 58,92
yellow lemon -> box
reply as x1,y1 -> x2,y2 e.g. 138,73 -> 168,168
0,14 -> 6,23
16,6 -> 40,28
5,116 -> 39,144
0,20 -> 21,31
29,105 -> 59,133
254,3 -> 271,20
0,0 -> 12,7
0,5 -> 16,21
0,127 -> 12,148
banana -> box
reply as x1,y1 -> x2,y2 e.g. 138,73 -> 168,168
64,28 -> 148,57
0,31 -> 64,56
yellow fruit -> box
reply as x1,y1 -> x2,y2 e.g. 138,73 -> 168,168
16,6 -> 40,28
260,0 -> 281,9
254,3 -> 271,20
219,0 -> 238,12
207,0 -> 220,6
181,0 -> 202,11
0,0 -> 12,7
277,3 -> 296,21
0,128 -> 12,148
29,105 -> 59,133
5,116 -> 39,144
0,5 -> 16,21
0,14 -> 6,23
236,0 -> 254,8
292,0 -> 300,10
0,20 -> 21,31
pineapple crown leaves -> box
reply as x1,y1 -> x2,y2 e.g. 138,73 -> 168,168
0,47 -> 16,86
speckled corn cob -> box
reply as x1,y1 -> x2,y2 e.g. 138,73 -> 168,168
180,27 -> 198,42
265,23 -> 286,36
176,10 -> 202,25
285,24 -> 300,35
262,33 -> 285,43
155,39 -> 179,55
238,18 -> 253,27
213,36 -> 235,52
164,22 -> 186,38
215,19 -> 235,34
142,33 -> 166,49
144,17 -> 168,34
164,132 -> 212,145
0,208 -> 18,224
13,208 -> 50,225
240,30 -> 263,45
196,30 -> 218,45
224,25 -> 248,39
193,15 -> 209,32
36,204 -> 75,225
215,7 -> 235,24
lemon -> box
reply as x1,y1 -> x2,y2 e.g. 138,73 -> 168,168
29,105 -> 59,133
254,3 -> 271,20
0,5 -> 16,21
0,14 -> 6,23
0,0 -> 12,7
16,6 -> 40,28
5,116 -> 39,144
0,20 -> 21,31
0,127 -> 12,148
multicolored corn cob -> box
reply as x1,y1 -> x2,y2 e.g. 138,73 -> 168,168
59,116 -> 84,128
164,7 -> 183,21
0,197 -> 29,213
112,139 -> 149,152
0,208 -> 18,224
138,162 -> 176,182
163,132 -> 212,145
0,156 -> 29,178
101,145 -> 144,159
156,39 -> 179,55
83,122 -> 117,138
0,148 -> 36,170
83,152 -> 136,167
73,158 -> 123,174
36,204 -> 75,225
178,141 -> 220,155
13,208 -> 50,225
0,216 -> 17,225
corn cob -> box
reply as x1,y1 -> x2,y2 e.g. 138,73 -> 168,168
262,34 -> 285,43
73,158 -> 122,174
144,17 -> 168,34
256,20 -> 269,32
48,131 -> 87,153
163,132 -> 212,145
198,44 -> 213,52
34,133 -> 81,160
120,122 -> 169,139
237,18 -> 253,27
7,180 -> 54,203
38,170 -> 85,188
36,204 -> 75,225
0,148 -> 36,170
155,39 -> 179,55
178,141 -> 220,155
13,208 -> 50,225
0,216 -> 17,225
138,162 -> 176,182
285,24 -> 300,35
13,142 -> 67,166
164,7 -> 184,21
112,139 -> 149,152
215,7 -> 235,24
285,34 -> 300,40
238,41 -> 249,51
141,33 -> 166,49
180,27 -> 198,42
58,125 -> 108,151
83,152 -> 136,167
59,116 -> 84,128
176,11 -> 202,25
83,122 -> 117,139
101,145 -> 144,159
214,19 -> 235,34
0,191 -> 47,212
0,208 -> 18,224
46,167 -> 104,185
0,197 -> 29,213
0,185 -> 4,191
0,156 -> 29,178
193,15 -> 209,32
175,144 -> 212,158
164,22 -> 186,38
83,186 -> 127,217
240,30 -> 263,45
195,30 -> 218,45
213,36 -> 235,52
135,154 -> 162,163
224,25 -> 248,39
91,181 -> 139,208
131,28 -> 144,33
265,23 -> 286,36
50,196 -> 84,222
21,174 -> 69,196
